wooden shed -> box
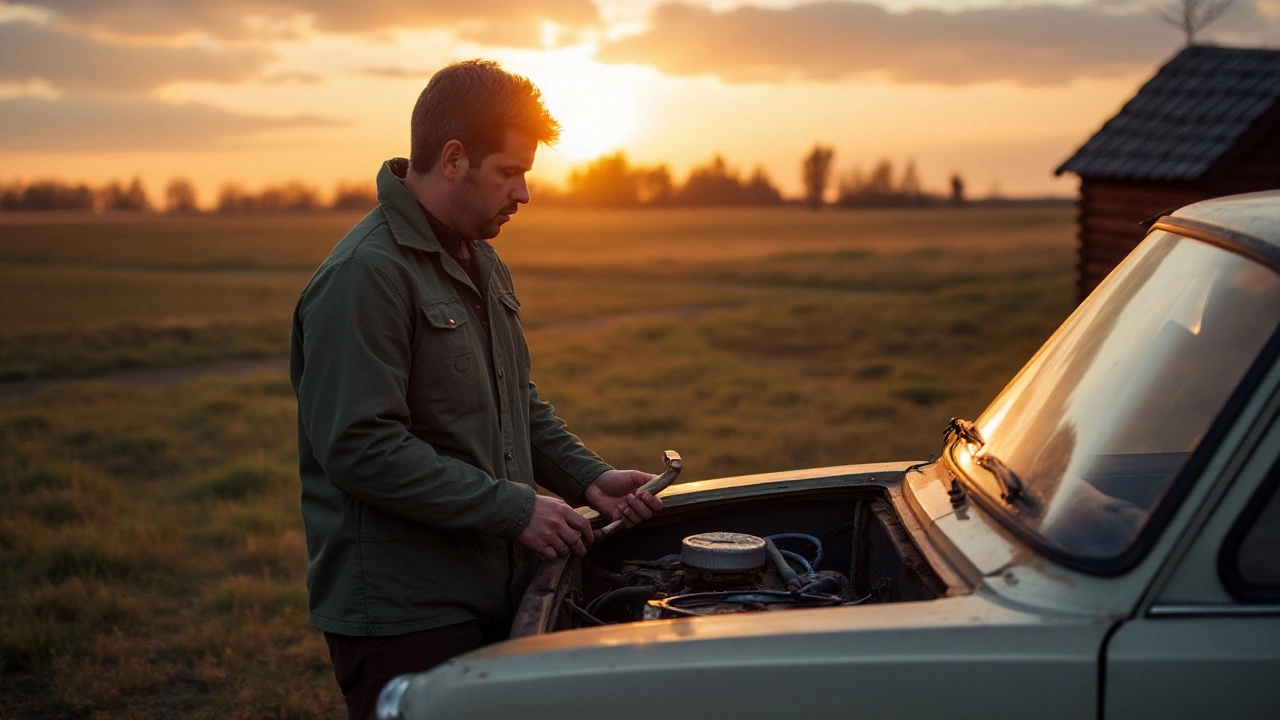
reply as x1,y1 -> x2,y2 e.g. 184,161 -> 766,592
1055,45 -> 1280,303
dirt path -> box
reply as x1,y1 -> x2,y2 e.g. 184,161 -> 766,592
0,358 -> 290,401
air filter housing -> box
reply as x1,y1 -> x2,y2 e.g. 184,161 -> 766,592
680,532 -> 767,573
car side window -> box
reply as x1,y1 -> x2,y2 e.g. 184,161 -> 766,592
1220,462 -> 1280,602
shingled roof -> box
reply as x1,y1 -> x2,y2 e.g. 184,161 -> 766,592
1056,45 -> 1280,181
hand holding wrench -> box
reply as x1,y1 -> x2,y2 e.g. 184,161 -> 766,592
595,450 -> 682,538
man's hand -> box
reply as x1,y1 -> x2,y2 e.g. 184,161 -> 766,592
515,495 -> 595,560
583,469 -> 664,529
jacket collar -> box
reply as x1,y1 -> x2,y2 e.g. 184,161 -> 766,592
377,158 -> 498,295
378,158 -> 445,255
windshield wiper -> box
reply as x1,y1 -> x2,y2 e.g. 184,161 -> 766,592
973,453 -> 1023,503
946,417 -> 985,447
946,417 -> 1023,503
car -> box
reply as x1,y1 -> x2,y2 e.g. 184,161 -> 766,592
377,191 -> 1280,719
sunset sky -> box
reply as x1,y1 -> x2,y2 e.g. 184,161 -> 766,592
1,0 -> 1277,203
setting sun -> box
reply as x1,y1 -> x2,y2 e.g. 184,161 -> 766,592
510,47 -> 639,160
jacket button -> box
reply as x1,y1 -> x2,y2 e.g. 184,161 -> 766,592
446,318 -> 456,326
497,368 -> 504,379
474,305 -> 483,313
504,450 -> 514,461
481,321 -> 490,330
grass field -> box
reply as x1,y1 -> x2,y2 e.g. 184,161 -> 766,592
0,205 -> 1076,718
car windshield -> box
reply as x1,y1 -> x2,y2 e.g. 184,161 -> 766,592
952,230 -> 1280,562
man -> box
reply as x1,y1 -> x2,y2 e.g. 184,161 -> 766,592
290,60 -> 663,720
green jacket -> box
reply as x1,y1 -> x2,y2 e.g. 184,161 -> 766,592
290,158 -> 611,636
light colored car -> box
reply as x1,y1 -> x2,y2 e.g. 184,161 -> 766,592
379,191 -> 1280,719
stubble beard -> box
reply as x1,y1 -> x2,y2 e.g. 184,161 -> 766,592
460,171 -> 516,240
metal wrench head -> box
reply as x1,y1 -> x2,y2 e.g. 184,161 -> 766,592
662,450 -> 683,472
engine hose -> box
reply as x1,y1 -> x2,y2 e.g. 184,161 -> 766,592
586,585 -> 656,618
799,575 -> 841,595
777,549 -> 815,579
764,538 -> 803,591
764,533 -> 824,568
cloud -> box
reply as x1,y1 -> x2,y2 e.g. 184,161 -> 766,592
0,94 -> 342,151
594,1 -> 1242,85
262,70 -> 324,84
357,66 -> 435,79
22,0 -> 601,46
0,20 -> 272,91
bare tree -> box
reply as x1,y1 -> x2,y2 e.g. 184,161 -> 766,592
1157,0 -> 1236,45
899,159 -> 922,201
802,144 -> 835,211
165,178 -> 199,213
950,174 -> 966,206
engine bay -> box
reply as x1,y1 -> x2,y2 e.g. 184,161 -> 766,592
515,489 -> 950,635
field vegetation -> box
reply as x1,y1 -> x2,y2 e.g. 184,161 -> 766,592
0,205 -> 1075,717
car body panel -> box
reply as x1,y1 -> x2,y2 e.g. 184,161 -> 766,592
1103,386 -> 1280,719
402,593 -> 1108,720
1106,617 -> 1280,719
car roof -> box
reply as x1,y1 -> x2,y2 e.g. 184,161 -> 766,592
1171,191 -> 1280,248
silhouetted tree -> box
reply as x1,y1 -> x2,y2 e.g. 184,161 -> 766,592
899,160 -> 922,201
331,182 -> 378,211
259,182 -> 319,212
836,166 -> 865,202
743,166 -> 783,205
1158,0 -> 1236,44
637,165 -> 673,205
217,184 -> 252,213
802,145 -> 835,211
864,159 -> 894,199
950,174 -> 966,206
567,152 -> 640,206
835,158 -> 939,207
676,155 -> 745,205
0,180 -> 96,211
165,178 -> 199,213
217,182 -> 319,212
101,178 -> 150,211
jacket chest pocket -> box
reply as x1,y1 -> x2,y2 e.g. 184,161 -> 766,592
496,291 -> 531,373
410,298 -> 485,420
416,299 -> 474,377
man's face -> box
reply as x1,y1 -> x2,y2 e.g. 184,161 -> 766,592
455,128 -> 536,240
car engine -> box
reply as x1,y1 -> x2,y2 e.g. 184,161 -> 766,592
575,531 -> 865,625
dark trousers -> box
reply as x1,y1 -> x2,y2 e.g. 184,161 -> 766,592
324,619 -> 510,720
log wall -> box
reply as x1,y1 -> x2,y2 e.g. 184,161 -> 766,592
1073,114 -> 1280,304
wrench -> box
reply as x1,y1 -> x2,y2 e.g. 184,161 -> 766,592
595,450 -> 682,538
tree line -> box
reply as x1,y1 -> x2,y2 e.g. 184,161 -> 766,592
800,145 -> 966,210
1,148 -> 973,213
0,178 -> 378,213
538,152 -> 784,207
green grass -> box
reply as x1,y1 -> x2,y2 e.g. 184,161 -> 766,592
0,206 -> 1075,717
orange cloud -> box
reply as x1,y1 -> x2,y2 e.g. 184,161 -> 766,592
0,95 -> 342,151
24,0 -> 600,46
594,1 -> 1253,85
0,20 -> 272,91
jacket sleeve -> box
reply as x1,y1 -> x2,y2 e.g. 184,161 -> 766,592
527,381 -> 612,506
296,257 -> 535,539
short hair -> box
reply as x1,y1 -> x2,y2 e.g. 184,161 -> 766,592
409,60 -> 560,174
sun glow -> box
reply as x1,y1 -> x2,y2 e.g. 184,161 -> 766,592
511,46 -> 639,161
